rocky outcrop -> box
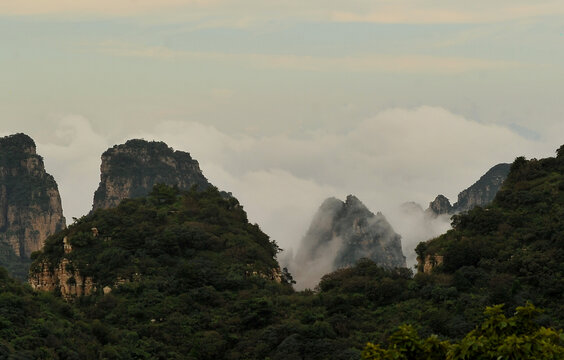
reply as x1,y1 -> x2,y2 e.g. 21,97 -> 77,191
453,163 -> 511,213
427,195 -> 453,215
418,254 -> 444,274
30,258 -> 94,300
426,163 -> 511,216
0,134 -> 66,263
92,139 -> 212,210
30,236 -> 95,300
296,195 -> 406,271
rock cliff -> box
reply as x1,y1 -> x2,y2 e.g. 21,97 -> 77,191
296,195 -> 406,274
0,134 -> 66,277
427,163 -> 511,216
427,195 -> 453,215
92,139 -> 212,210
30,236 -> 95,300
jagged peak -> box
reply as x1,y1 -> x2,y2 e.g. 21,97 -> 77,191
344,194 -> 372,214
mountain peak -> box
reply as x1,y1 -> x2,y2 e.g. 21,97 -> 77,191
93,139 -> 212,210
294,194 -> 406,287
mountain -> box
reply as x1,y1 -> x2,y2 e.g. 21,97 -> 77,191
33,185 -> 284,300
14,147 -> 564,359
0,133 -> 66,279
92,139 -> 212,210
416,148 -> 564,323
294,195 -> 406,286
426,163 -> 511,216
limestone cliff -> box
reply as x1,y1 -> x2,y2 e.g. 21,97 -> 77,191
29,236 -> 95,300
92,139 -> 212,210
296,195 -> 406,273
0,134 -> 66,277
427,163 -> 511,216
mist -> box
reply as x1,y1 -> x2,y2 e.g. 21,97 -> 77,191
4,106 -> 557,288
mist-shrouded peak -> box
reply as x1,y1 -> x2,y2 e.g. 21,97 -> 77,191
291,195 -> 406,289
400,201 -> 424,214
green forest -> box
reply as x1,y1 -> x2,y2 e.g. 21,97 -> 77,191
2,147 -> 564,359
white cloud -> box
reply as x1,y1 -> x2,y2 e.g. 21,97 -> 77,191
10,107 -> 555,287
124,107 -> 552,285
37,116 -> 110,223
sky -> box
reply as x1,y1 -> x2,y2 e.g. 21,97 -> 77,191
1,1 -> 563,277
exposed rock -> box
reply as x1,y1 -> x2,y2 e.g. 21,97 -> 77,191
427,195 -> 453,215
29,258 -> 94,300
453,163 -> 511,213
426,163 -> 511,216
418,254 -> 444,274
296,195 -> 406,274
92,139 -> 212,210
0,134 -> 66,277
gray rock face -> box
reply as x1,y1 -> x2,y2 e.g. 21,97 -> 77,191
0,134 -> 66,278
427,195 -> 453,215
93,139 -> 212,210
427,163 -> 511,216
297,195 -> 406,271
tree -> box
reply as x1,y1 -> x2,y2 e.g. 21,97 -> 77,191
362,303 -> 564,360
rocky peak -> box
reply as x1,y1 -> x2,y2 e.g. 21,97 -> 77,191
296,195 -> 406,276
92,139 -> 212,210
427,195 -> 453,216
426,163 -> 511,216
0,133 -> 66,278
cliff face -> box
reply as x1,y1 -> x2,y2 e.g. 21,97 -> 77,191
92,139 -> 212,210
296,195 -> 406,273
453,163 -> 511,213
427,195 -> 453,215
29,236 -> 97,300
0,134 -> 66,266
427,163 -> 511,216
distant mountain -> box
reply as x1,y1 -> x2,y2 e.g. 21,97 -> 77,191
427,163 -> 511,216
296,195 -> 406,274
0,133 -> 65,279
92,139 -> 212,211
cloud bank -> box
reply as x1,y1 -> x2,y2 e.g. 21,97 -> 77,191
11,106 -> 555,287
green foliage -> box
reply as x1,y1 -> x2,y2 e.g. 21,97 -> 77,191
9,144 -> 564,358
363,303 -> 564,360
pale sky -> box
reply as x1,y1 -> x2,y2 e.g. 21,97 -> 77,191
1,1 -> 563,270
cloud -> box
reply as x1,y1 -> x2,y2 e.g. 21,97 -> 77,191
3,0 -> 563,24
36,116 -> 111,223
94,41 -> 523,74
12,107 -> 555,288
123,107 -> 552,281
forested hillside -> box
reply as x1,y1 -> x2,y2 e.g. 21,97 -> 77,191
1,146 -> 563,359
